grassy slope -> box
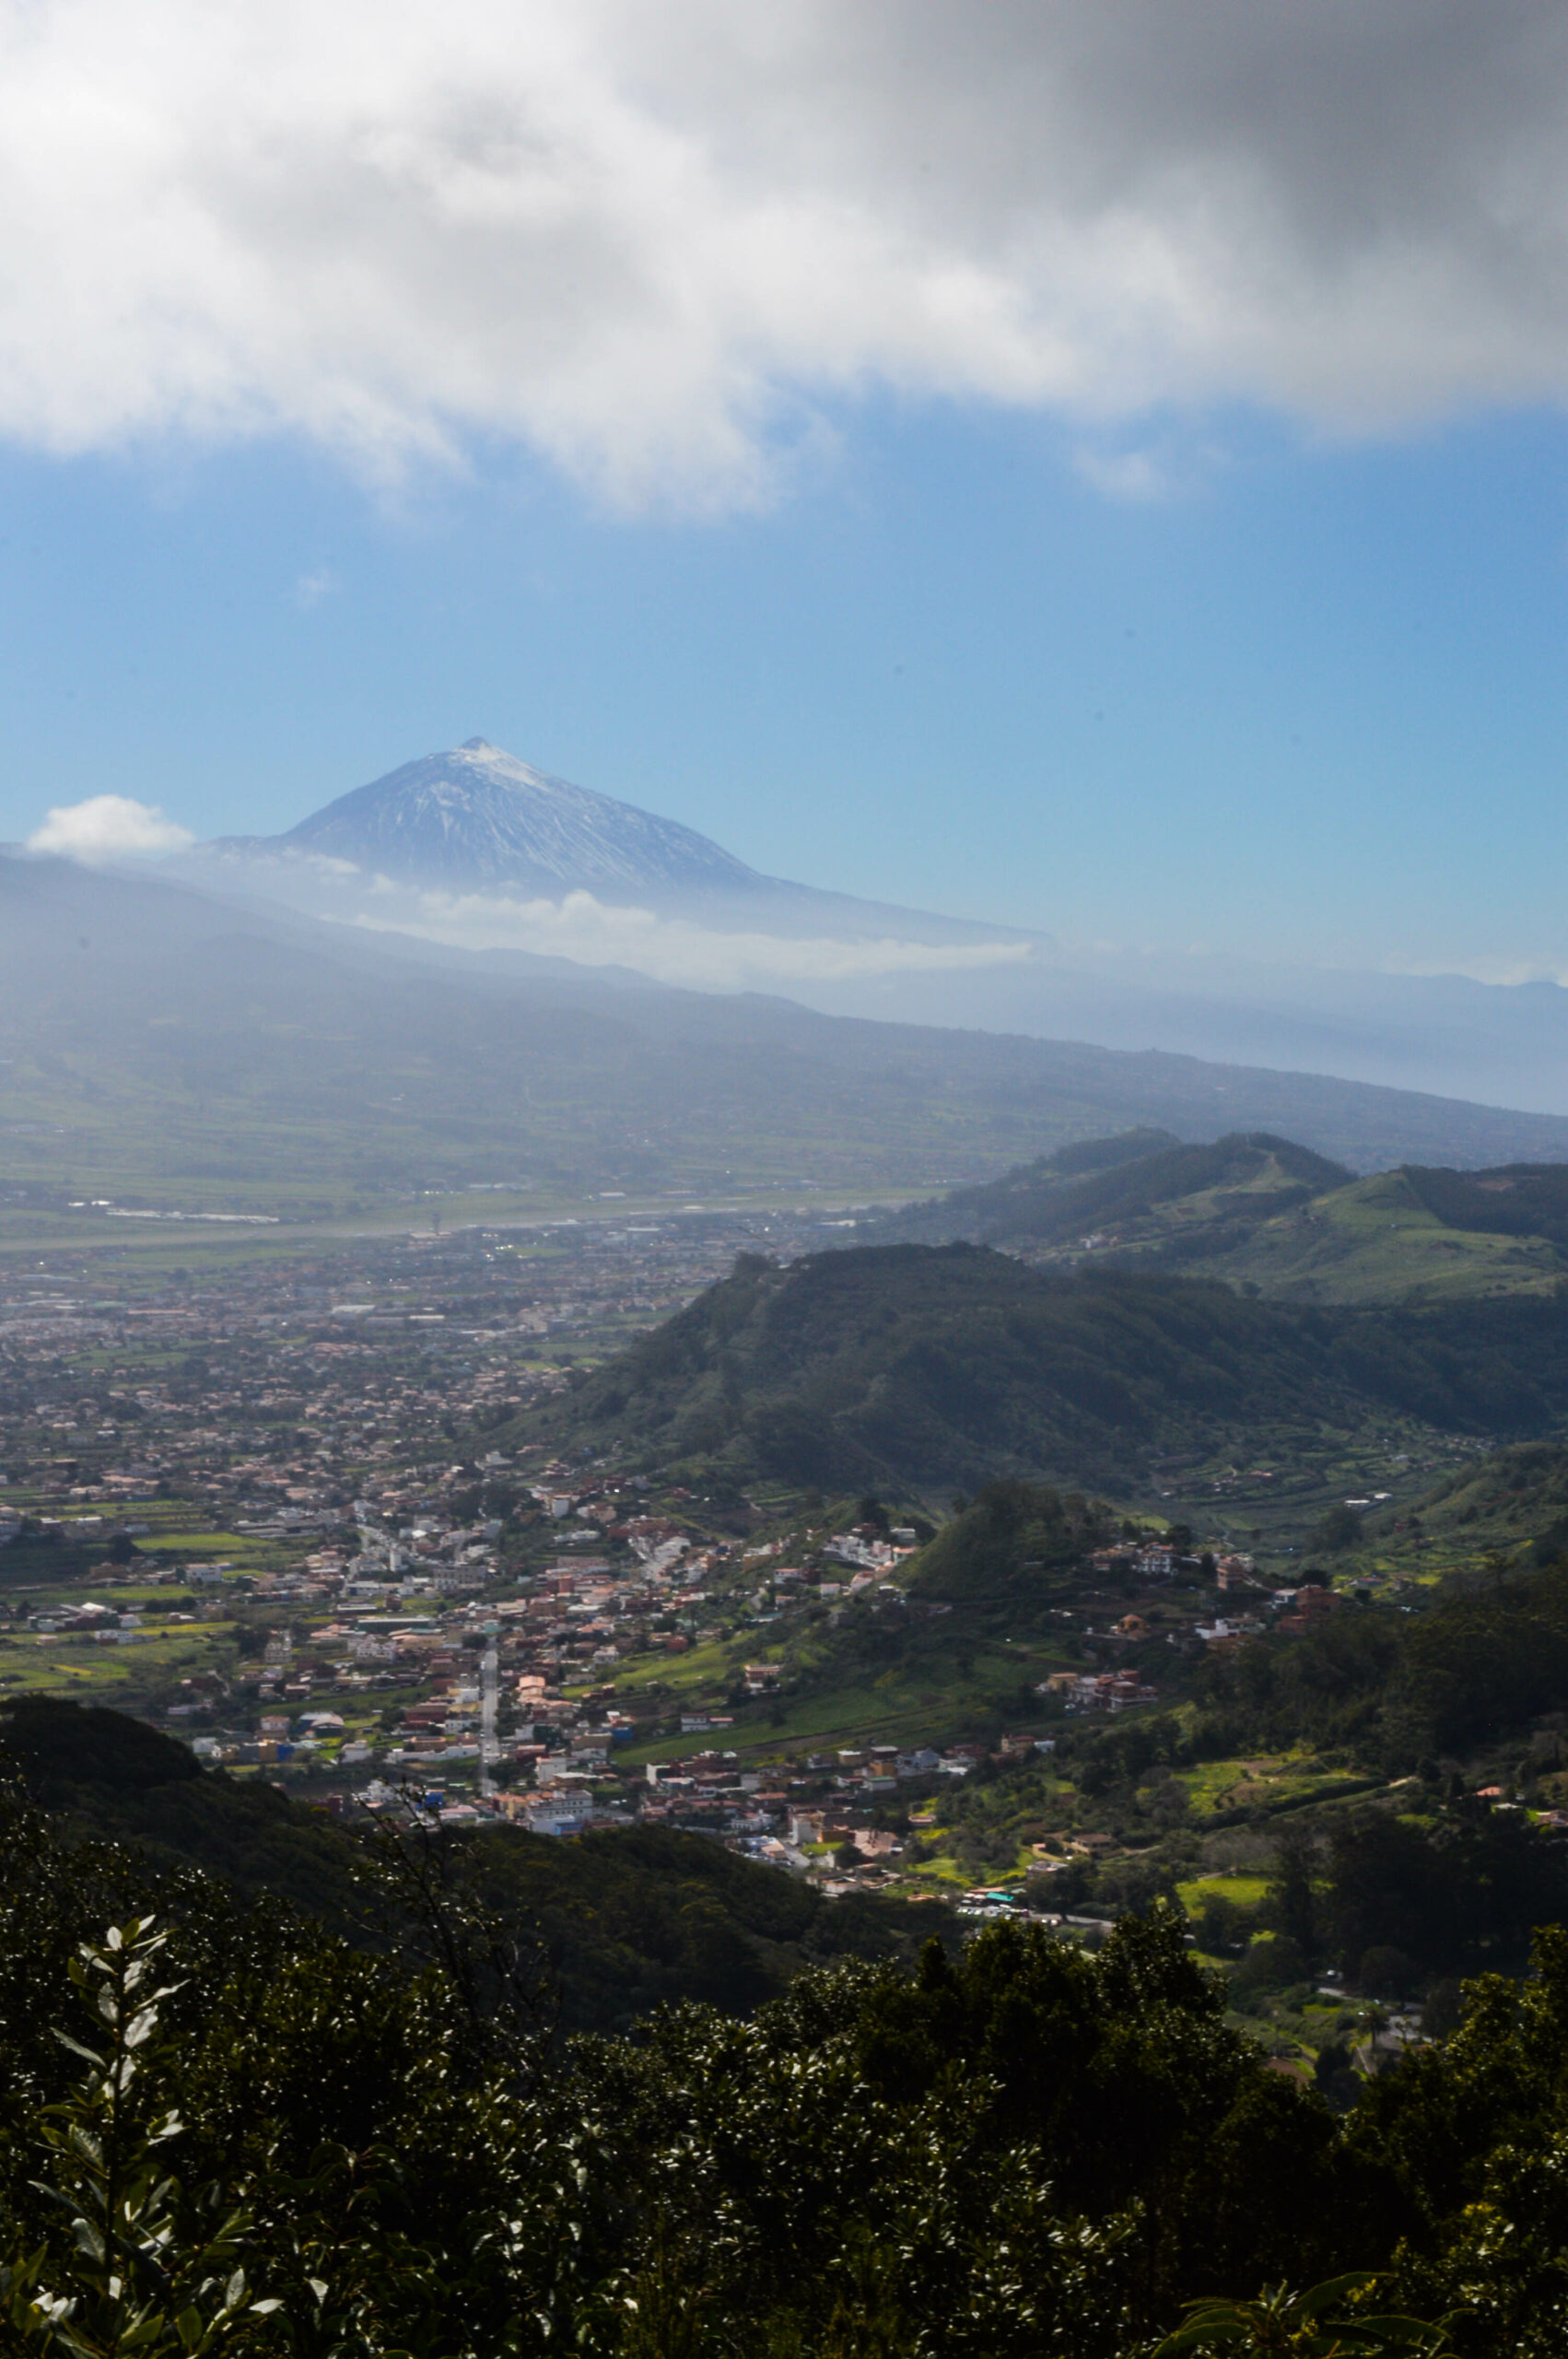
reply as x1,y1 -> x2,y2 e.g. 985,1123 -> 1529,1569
867,1131 -> 1568,1308
1183,1168 -> 1568,1306
875,1133 -> 1350,1255
1352,1438 -> 1568,1587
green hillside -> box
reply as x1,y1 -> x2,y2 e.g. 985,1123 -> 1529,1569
504,1240 -> 1568,1498
876,1130 -> 1349,1254
1404,1160 -> 1568,1242
1340,1438 -> 1568,1587
1182,1544 -> 1568,1772
869,1129 -> 1568,1306
1416,1438 -> 1568,1561
1198,1167 -> 1568,1304
904,1477 -> 1113,1619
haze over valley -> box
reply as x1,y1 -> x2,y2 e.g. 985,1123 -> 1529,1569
140,734 -> 1568,1117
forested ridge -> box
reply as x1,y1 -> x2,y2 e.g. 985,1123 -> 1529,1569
1217,1552 -> 1568,1766
0,1700 -> 936,2036
510,1242 -> 1568,1493
6,1699 -> 1568,2353
0,1766 -> 1555,2358
867,1130 -> 1351,1252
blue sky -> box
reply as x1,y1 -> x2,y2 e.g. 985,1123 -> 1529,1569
6,400 -> 1566,978
4,3 -> 1567,982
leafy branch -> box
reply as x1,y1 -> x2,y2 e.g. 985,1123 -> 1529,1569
2,1918 -> 279,2359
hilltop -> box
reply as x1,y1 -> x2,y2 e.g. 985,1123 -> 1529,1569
160,744 -> 1568,1115
864,1128 -> 1568,1306
502,1240 -> 1568,1498
869,1130 -> 1349,1257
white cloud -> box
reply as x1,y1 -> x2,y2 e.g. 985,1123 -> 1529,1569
294,566 -> 338,608
0,4 -> 1565,509
1072,446 -> 1177,504
351,883 -> 1036,990
28,794 -> 194,860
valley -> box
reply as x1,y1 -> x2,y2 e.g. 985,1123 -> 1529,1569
11,1122 -> 1568,2007
12,852 -> 1568,1238
13,696 -> 1568,2122
10,1114 -> 1568,2349
15,21 -> 1568,2334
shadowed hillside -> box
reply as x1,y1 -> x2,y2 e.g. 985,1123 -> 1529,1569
0,1696 -> 938,2033
503,1241 -> 1568,1496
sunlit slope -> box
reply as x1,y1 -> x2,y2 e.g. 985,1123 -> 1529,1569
1350,1437 -> 1568,1587
1201,1168 -> 1567,1304
870,1130 -> 1568,1305
875,1131 -> 1351,1253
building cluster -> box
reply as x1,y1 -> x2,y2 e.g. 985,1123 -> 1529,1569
0,1203 -> 868,1547
1040,1668 -> 1160,1715
0,1213 -> 1428,1913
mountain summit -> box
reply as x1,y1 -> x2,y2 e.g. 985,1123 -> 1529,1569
227,738 -> 762,897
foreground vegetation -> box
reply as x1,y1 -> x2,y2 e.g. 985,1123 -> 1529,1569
11,1764 -> 1566,2357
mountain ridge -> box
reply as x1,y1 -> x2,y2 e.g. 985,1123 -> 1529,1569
501,1240 -> 1568,1497
859,1129 -> 1568,1304
171,737 -> 1568,1116
17,855 -> 1568,1213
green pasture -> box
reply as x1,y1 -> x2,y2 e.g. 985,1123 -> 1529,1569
0,1622 -> 234,1702
1213,1169 -> 1568,1309
1177,1873 -> 1270,1911
906,1852 -> 976,1892
617,1630 -> 1059,1767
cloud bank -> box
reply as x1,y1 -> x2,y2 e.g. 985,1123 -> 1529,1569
28,795 -> 194,860
354,883 -> 1036,992
2,3 -> 1567,507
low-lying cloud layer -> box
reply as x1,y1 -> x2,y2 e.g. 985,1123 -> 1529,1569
1,3 -> 1565,507
357,884 -> 1036,992
28,795 -> 193,860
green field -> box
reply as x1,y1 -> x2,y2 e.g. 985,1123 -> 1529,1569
0,1620 -> 236,1703
619,1632 -> 1059,1768
1176,1872 -> 1270,1910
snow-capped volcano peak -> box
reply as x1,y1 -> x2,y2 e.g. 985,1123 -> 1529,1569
244,739 -> 761,898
